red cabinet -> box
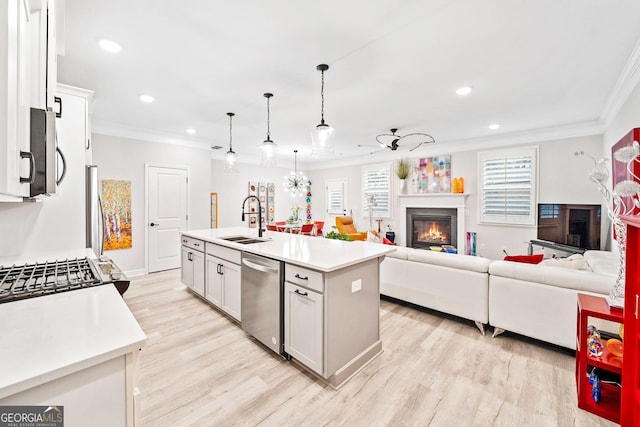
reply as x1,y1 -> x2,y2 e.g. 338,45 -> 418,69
621,215 -> 640,427
576,294 -> 623,423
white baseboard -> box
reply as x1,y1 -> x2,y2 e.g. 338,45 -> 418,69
125,268 -> 146,278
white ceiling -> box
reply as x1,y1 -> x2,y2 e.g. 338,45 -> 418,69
58,0 -> 640,169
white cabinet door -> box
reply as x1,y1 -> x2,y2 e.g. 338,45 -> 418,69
220,260 -> 241,321
205,254 -> 241,321
0,0 -> 32,199
181,246 -> 194,288
205,255 -> 222,307
284,282 -> 323,375
191,250 -> 205,296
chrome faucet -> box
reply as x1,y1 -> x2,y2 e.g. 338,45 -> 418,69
241,195 -> 264,237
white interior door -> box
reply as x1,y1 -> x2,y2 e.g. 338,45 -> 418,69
147,166 -> 188,273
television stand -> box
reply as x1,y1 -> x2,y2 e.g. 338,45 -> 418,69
527,239 -> 586,256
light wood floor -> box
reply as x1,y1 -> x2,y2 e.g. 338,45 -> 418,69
124,270 -> 616,427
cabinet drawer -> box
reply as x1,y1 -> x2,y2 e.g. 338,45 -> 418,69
181,236 -> 204,252
206,242 -> 241,264
285,264 -> 323,293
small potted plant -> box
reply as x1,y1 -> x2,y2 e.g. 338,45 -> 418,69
395,158 -> 410,194
385,224 -> 395,244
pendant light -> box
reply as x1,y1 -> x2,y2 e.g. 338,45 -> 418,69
283,149 -> 307,197
259,93 -> 278,167
311,63 -> 335,158
224,112 -> 237,173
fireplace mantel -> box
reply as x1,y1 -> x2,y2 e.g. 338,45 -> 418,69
399,193 -> 469,250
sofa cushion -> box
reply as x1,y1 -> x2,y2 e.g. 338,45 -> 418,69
539,255 -> 586,269
489,260 -> 614,294
584,250 -> 619,277
407,248 -> 491,273
386,246 -> 410,260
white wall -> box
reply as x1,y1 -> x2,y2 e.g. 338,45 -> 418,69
210,159 -> 299,228
308,135 -> 604,260
92,134 -> 211,275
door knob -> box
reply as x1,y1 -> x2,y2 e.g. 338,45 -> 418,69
150,222 -> 159,227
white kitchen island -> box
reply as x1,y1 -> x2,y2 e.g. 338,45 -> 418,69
181,227 -> 396,388
0,249 -> 146,427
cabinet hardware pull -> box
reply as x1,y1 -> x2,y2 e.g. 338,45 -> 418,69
194,243 -> 200,246
188,252 -> 192,262
294,289 -> 308,296
54,96 -> 62,118
56,145 -> 67,185
217,264 -> 223,275
19,151 -> 35,184
182,239 -> 187,243
294,274 -> 309,280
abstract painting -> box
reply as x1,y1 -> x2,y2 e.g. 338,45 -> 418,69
412,155 -> 452,193
102,179 -> 132,250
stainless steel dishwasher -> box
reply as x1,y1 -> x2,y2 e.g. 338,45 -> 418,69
241,252 -> 284,355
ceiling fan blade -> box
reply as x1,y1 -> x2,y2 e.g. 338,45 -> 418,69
368,147 -> 389,155
358,144 -> 386,148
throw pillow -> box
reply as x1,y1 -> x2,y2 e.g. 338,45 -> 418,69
503,254 -> 544,264
540,256 -> 587,270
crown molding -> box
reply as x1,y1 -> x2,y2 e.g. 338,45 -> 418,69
600,37 -> 640,129
92,119 -> 213,152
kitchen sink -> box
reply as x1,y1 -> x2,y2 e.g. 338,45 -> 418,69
220,236 -> 269,244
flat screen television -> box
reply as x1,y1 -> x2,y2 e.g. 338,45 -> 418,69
537,203 -> 602,250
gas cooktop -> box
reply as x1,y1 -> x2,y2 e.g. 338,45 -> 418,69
0,257 -> 123,304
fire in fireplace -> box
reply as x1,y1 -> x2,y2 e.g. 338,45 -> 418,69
413,216 -> 451,246
406,207 -> 458,249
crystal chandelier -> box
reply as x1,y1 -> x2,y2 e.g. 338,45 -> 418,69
224,112 -> 237,173
283,150 -> 307,197
311,64 -> 335,158
259,93 -> 277,167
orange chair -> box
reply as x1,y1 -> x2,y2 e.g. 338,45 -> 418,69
313,221 -> 324,236
335,216 -> 367,241
298,223 -> 314,236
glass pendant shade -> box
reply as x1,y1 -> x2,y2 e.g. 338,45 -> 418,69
260,139 -> 277,167
224,149 -> 237,173
311,122 -> 335,158
311,64 -> 335,158
259,93 -> 278,167
224,112 -> 237,173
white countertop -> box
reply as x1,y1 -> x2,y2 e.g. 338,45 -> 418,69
0,285 -> 146,399
182,227 -> 396,272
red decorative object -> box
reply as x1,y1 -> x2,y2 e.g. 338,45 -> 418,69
503,254 -> 544,264
576,294 -> 623,424
620,215 -> 640,427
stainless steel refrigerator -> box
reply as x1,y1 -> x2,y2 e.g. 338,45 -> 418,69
86,165 -> 105,256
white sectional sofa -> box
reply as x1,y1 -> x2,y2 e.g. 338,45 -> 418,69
380,246 -> 492,334
488,250 -> 618,349
380,248 -> 619,349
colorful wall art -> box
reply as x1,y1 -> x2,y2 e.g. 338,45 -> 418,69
102,179 -> 132,250
248,182 -> 276,227
412,155 -> 452,193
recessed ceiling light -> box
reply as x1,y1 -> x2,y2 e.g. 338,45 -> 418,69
489,124 -> 500,130
456,86 -> 472,96
98,39 -> 121,53
139,95 -> 154,103
186,128 -> 196,135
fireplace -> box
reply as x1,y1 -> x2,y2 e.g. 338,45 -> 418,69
406,208 -> 457,249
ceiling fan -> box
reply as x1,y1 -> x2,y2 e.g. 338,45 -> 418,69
358,128 -> 436,154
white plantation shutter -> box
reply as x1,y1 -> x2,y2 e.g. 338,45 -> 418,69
479,147 -> 537,225
326,179 -> 346,215
362,163 -> 391,218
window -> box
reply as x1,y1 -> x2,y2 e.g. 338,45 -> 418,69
539,204 -> 560,219
479,146 -> 538,225
362,163 -> 391,218
326,179 -> 347,215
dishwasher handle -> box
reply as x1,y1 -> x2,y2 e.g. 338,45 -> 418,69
242,257 -> 280,274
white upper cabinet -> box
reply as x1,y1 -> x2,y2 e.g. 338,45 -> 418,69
0,0 -> 59,201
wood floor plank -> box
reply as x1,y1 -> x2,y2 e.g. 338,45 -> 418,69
124,269 -> 616,427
